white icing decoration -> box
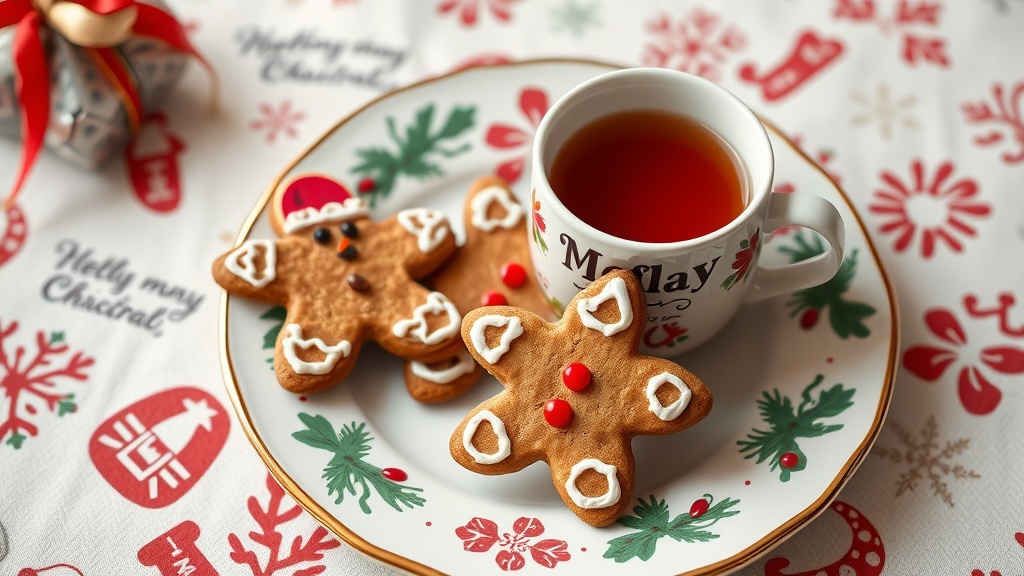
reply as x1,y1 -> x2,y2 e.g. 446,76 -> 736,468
283,198 -> 369,234
462,410 -> 512,464
224,240 -> 277,288
470,185 -> 524,232
397,208 -> 450,253
281,324 -> 351,375
392,292 -> 461,345
409,351 -> 476,384
469,315 -> 524,364
565,458 -> 620,509
645,373 -> 692,421
576,277 -> 633,337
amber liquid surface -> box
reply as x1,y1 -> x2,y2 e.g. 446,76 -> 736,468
549,109 -> 746,243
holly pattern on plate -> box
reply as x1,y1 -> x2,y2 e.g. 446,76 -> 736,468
1,323 -> 91,449
737,374 -> 855,481
260,306 -> 287,370
455,516 -> 571,571
351,103 -> 476,206
780,231 -> 876,338
292,414 -> 426,513
602,494 -> 740,563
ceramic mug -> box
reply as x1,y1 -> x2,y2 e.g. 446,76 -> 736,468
528,68 -> 845,357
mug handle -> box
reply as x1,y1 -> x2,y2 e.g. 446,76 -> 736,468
746,192 -> 845,303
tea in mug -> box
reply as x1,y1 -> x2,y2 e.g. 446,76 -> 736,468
549,109 -> 746,243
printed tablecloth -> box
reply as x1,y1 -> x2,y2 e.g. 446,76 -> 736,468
1,1 -> 1022,575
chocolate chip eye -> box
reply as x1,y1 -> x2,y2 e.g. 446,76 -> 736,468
313,227 -> 331,244
340,221 -> 359,239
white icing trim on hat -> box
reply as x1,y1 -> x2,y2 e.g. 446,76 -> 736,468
392,292 -> 461,345
469,315 -> 523,364
283,198 -> 369,234
470,185 -> 524,232
577,277 -> 633,337
281,324 -> 351,375
462,410 -> 511,465
409,351 -> 476,384
565,458 -> 620,509
645,372 -> 692,421
225,240 -> 276,288
397,208 -> 450,253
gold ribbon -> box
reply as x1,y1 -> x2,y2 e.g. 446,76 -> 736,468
31,0 -> 137,48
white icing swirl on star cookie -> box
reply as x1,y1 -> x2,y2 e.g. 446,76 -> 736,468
225,240 -> 276,288
469,315 -> 524,364
645,372 -> 692,421
565,458 -> 620,509
462,410 -> 512,464
281,324 -> 351,375
470,185 -> 524,232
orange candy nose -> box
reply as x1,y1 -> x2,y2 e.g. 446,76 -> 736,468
336,237 -> 358,261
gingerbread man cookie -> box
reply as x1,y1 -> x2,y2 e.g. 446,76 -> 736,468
213,174 -> 472,401
450,269 -> 712,526
429,176 -> 553,318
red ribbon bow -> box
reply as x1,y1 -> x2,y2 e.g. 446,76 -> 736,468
0,0 -> 215,207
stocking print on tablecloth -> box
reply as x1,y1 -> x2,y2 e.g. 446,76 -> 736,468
124,113 -> 187,214
89,387 -> 229,508
138,521 -> 219,576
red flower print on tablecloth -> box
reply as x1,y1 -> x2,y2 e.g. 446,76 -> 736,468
868,159 -> 989,259
903,296 -> 1024,415
642,9 -> 745,81
0,202 -> 28,269
251,101 -> 306,144
228,473 -> 340,575
456,516 -> 571,571
0,322 -> 91,450
485,87 -> 549,184
833,0 -> 949,67
963,81 -> 1024,164
437,0 -> 518,27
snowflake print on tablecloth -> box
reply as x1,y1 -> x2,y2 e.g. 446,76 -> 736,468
986,0 -> 1024,12
251,101 -> 306,144
868,159 -> 989,259
456,516 -> 571,571
228,473 -> 340,575
550,0 -> 601,37
872,415 -> 980,507
963,81 -> 1024,164
720,228 -> 759,290
852,83 -> 921,140
352,102 -> 475,206
903,294 -> 1024,415
642,9 -> 745,81
780,231 -> 876,338
485,88 -> 548,184
603,494 -> 740,563
292,414 -> 426,513
764,501 -> 884,576
437,0 -> 518,27
833,0 -> 949,67
1,322 -> 92,449
738,374 -> 855,482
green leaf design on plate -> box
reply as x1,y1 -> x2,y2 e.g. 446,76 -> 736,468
603,495 -> 740,563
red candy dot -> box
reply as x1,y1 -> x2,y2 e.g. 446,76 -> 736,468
501,262 -> 527,288
425,521 -> 432,527
481,290 -> 507,306
779,452 -> 799,469
562,362 -> 591,392
298,396 -> 307,402
358,177 -> 376,193
544,399 -> 574,428
382,467 -> 408,482
744,480 -> 751,486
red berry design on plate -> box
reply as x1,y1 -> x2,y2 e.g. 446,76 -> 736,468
544,399 -> 573,428
358,177 -> 376,193
800,308 -> 820,329
779,452 -> 799,469
689,493 -> 713,518
562,362 -> 591,391
481,290 -> 507,307
500,262 -> 527,288
382,467 -> 408,482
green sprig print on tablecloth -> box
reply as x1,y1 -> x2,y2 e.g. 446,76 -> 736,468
780,231 -> 876,338
352,103 -> 476,206
292,413 -> 425,514
737,374 -> 854,482
603,495 -> 740,563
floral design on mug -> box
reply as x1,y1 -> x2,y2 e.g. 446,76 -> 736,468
720,228 -> 759,290
455,516 -> 571,571
902,294 -> 1024,415
868,159 -> 989,259
642,9 -> 745,81
485,87 -> 550,184
530,192 -> 549,255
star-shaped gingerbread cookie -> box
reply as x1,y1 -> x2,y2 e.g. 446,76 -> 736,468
213,174 -> 471,400
450,269 -> 712,526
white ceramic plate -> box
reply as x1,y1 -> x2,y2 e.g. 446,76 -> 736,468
219,60 -> 897,575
